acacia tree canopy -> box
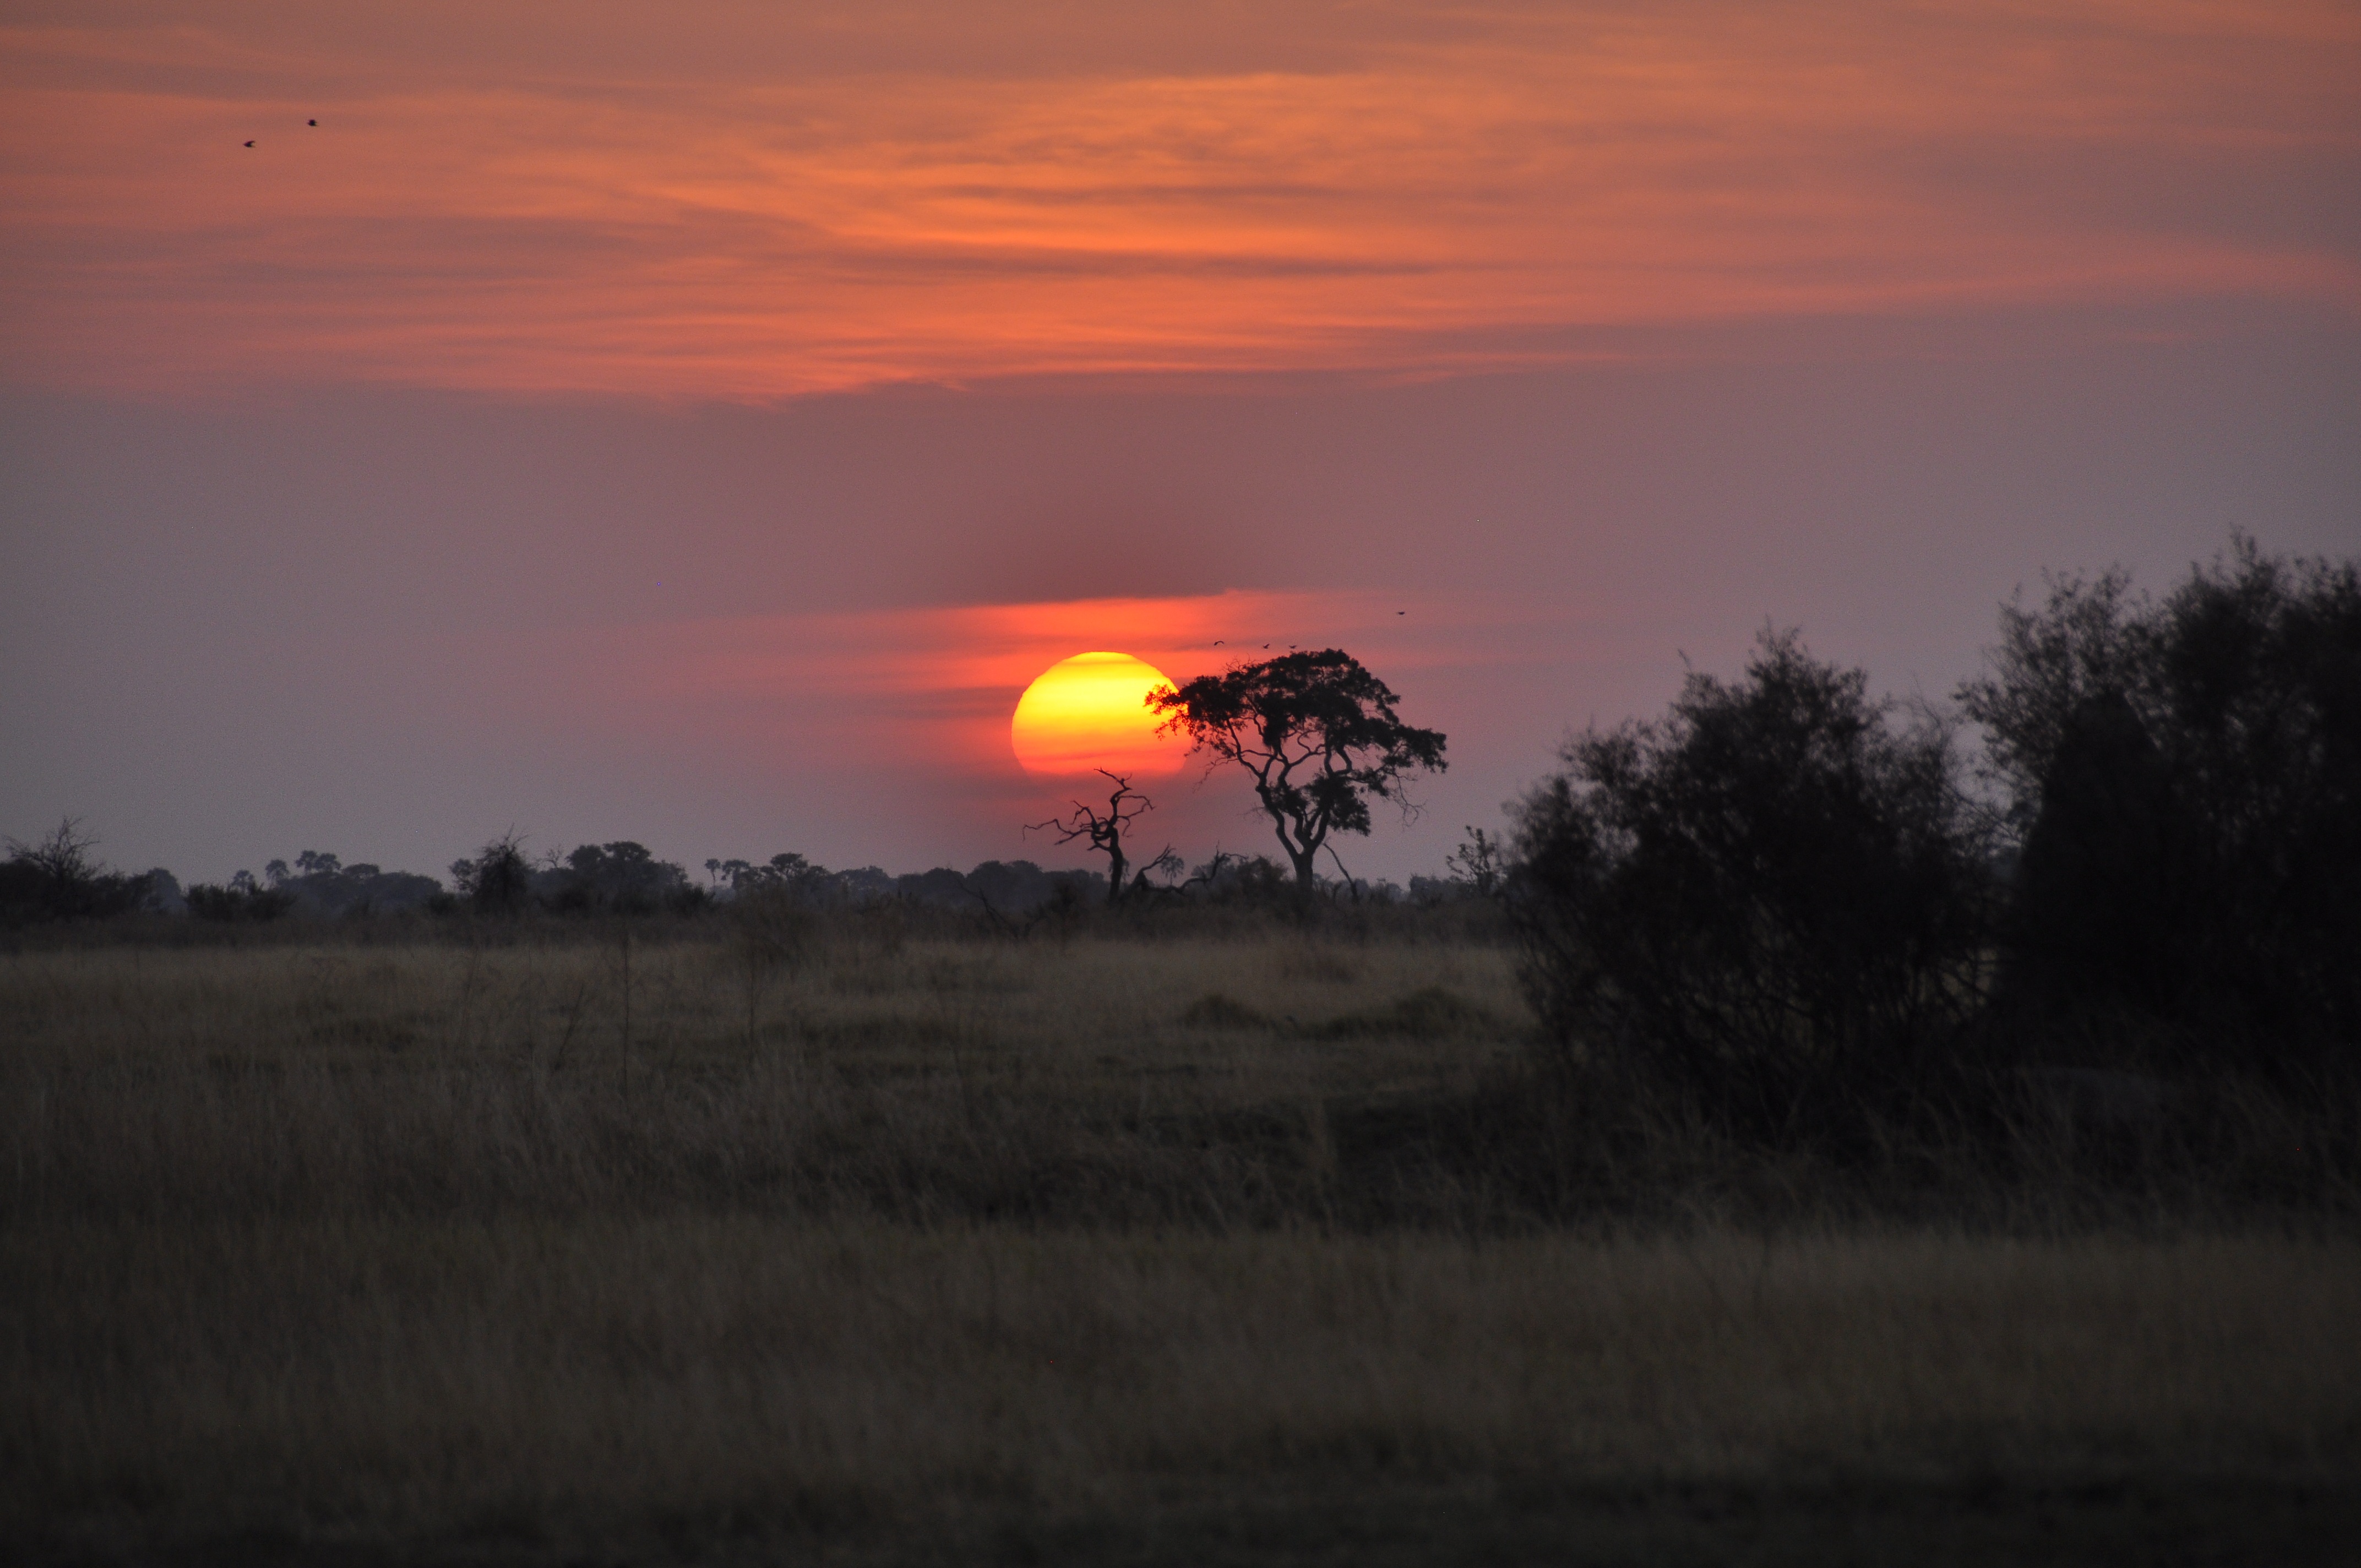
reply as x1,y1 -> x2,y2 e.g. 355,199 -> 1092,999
1150,649 -> 1445,888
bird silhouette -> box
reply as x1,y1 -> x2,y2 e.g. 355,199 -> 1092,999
1262,643 -> 1270,649
1396,610 -> 1406,615
307,119 -> 317,127
1212,639 -> 1223,646
243,140 -> 254,148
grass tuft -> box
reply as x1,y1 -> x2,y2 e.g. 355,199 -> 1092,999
1179,992 -> 1270,1030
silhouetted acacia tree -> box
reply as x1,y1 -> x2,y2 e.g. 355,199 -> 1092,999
1027,770 -> 1152,906
1959,537 -> 2361,1069
1509,630 -> 1996,1140
1150,649 -> 1446,889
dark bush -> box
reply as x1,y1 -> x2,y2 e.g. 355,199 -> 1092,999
449,834 -> 534,916
260,852 -> 443,916
1185,852 -> 1300,907
185,880 -> 296,922
1,820 -> 170,925
540,840 -> 693,914
1508,630 -> 1997,1142
1960,537 -> 2361,1075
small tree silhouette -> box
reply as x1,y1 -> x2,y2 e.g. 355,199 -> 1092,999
1026,770 -> 1153,906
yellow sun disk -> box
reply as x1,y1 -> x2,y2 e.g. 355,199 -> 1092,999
1011,651 -> 1185,778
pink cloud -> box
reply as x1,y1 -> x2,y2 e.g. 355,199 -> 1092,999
4,2 -> 2354,398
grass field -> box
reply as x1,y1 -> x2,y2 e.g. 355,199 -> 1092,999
7,925 -> 2359,1562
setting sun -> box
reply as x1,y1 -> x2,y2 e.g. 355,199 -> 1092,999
1010,652 -> 1186,778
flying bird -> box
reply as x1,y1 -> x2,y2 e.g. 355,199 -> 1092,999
307,118 -> 317,127
1212,640 -> 1223,646
1396,610 -> 1406,615
243,140 -> 254,148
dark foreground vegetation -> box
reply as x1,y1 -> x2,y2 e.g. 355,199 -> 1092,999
7,930 -> 2358,1565
4,536 -> 2358,1563
1512,536 -> 2357,1145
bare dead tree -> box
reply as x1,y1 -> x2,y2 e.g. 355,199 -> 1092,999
1025,770 -> 1154,906
1129,846 -> 1187,901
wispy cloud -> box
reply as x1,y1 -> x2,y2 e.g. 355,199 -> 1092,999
4,2 -> 2355,397
526,587 -> 1514,772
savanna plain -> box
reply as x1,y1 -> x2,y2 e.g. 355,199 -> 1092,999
7,915 -> 2359,1565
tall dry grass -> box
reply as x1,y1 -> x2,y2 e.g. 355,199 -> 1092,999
2,934 -> 1525,1228
12,1218 -> 2357,1556
9,930 -> 2347,1231
6,929 -> 2359,1560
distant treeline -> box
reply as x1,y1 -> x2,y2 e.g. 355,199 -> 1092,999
0,822 -> 1471,932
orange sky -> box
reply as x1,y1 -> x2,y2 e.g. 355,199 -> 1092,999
412,584 -> 1568,872
2,3 -> 2356,882
560,587 -> 1498,771
6,1 -> 2355,398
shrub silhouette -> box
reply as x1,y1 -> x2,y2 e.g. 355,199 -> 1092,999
547,841 -> 691,914
449,834 -> 534,916
258,852 -> 442,916
1509,630 -> 1995,1141
1960,537 -> 2361,1073
1,819 -> 169,925
185,881 -> 296,922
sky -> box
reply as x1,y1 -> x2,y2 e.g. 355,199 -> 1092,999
3,1 -> 2357,885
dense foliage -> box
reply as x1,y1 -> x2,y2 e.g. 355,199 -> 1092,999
1959,537 -> 2361,1075
1504,536 -> 2359,1144
1507,631 -> 1996,1139
0,821 -> 171,927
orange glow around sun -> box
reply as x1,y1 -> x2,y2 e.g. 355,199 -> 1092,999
1011,652 -> 1187,779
